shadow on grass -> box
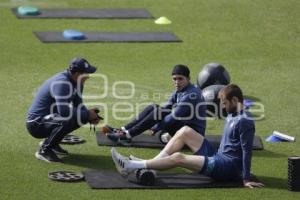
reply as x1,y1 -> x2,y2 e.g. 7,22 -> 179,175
259,176 -> 287,190
253,149 -> 287,158
62,153 -> 114,170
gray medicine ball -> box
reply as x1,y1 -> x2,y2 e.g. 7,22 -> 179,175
202,84 -> 227,118
197,63 -> 230,89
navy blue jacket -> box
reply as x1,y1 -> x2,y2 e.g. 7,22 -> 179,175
152,83 -> 206,135
27,71 -> 89,123
217,110 -> 255,180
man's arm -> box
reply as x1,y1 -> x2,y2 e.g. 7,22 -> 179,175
72,85 -> 90,124
52,82 -> 92,124
73,84 -> 101,124
239,119 -> 264,188
51,81 -> 74,119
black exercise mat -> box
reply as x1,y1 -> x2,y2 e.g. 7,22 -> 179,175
12,8 -> 153,19
34,31 -> 182,43
83,170 -> 242,189
96,133 -> 264,150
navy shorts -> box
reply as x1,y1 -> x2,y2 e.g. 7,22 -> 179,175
194,139 -> 216,176
195,139 -> 241,181
194,138 -> 216,157
209,154 -> 241,181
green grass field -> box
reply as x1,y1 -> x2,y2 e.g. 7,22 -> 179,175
0,0 -> 300,199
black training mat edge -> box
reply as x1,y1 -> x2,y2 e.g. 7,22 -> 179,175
96,133 -> 264,150
34,31 -> 182,43
11,8 -> 153,19
83,170 -> 242,189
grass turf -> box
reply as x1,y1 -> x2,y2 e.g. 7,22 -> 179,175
0,0 -> 300,199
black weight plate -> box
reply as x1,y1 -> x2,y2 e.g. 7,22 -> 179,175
48,171 -> 84,182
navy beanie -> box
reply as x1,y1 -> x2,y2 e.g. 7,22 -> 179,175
172,64 -> 190,78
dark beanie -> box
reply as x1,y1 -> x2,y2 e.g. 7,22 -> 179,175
172,64 -> 190,77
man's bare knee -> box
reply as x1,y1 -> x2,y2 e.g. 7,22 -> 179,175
170,152 -> 186,165
179,126 -> 198,139
174,126 -> 191,137
176,126 -> 204,151
179,126 -> 193,133
172,127 -> 185,138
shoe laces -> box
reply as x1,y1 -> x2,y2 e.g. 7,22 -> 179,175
114,129 -> 126,136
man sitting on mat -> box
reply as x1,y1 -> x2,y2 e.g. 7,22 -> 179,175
111,84 -> 264,188
26,57 -> 101,163
105,64 -> 206,144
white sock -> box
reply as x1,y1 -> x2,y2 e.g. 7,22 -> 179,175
128,160 -> 146,169
153,150 -> 169,160
121,127 -> 131,139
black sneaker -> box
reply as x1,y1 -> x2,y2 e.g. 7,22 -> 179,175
52,145 -> 68,155
35,149 -> 62,163
39,140 -> 68,156
106,130 -> 132,144
102,125 -> 116,134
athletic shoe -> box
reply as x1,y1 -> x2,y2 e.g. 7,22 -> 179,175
38,140 -> 44,147
111,147 -> 133,176
107,130 -> 132,144
129,155 -> 143,161
39,140 -> 68,155
35,149 -> 62,163
52,145 -> 68,155
160,132 -> 172,144
101,125 -> 116,134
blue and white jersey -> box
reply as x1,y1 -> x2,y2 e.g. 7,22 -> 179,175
217,110 -> 255,180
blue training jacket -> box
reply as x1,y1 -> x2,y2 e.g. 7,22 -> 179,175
152,83 -> 206,135
217,110 -> 255,180
27,71 -> 89,124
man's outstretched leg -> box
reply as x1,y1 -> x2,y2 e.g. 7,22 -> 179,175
135,126 -> 205,161
106,104 -> 170,143
162,126 -> 205,154
111,147 -> 205,176
123,104 -> 160,131
111,126 -> 210,174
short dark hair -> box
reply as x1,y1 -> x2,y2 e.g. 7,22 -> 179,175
172,64 -> 190,78
220,84 -> 244,103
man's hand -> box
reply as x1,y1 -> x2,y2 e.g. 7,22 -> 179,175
243,180 -> 265,189
88,108 -> 101,125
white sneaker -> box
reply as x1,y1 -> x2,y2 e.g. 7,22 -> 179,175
160,133 -> 172,144
111,147 -> 133,176
129,155 -> 143,161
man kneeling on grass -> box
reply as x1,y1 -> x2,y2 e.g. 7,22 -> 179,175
26,57 -> 101,163
111,84 -> 264,188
